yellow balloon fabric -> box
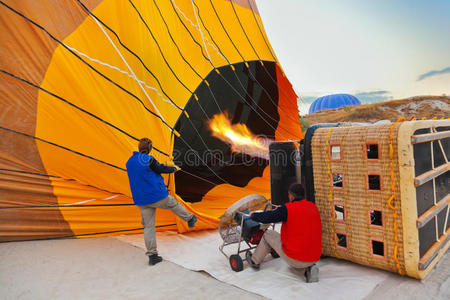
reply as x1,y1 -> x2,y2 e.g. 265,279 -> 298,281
0,0 -> 302,241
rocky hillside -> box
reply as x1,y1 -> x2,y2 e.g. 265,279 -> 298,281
302,95 -> 449,126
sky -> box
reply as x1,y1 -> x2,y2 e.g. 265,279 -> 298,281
256,0 -> 450,114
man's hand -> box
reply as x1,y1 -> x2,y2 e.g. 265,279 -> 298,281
249,210 -> 263,216
166,160 -> 181,171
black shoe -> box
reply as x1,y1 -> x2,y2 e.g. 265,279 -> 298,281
270,249 -> 280,258
188,215 -> 197,228
149,254 -> 163,265
304,264 -> 319,282
245,251 -> 260,270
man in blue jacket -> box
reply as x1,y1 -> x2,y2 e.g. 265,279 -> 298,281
126,138 -> 197,265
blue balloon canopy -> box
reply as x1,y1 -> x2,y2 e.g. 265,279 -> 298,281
309,94 -> 361,114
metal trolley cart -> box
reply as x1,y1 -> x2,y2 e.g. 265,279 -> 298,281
218,194 -> 278,272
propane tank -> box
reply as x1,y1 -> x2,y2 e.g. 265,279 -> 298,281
269,141 -> 300,205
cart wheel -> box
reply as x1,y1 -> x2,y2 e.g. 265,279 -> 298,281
245,250 -> 252,262
270,249 -> 280,258
229,254 -> 244,272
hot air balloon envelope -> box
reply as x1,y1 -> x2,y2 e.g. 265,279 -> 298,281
309,94 -> 361,114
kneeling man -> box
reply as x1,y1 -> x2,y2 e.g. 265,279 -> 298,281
248,183 -> 321,282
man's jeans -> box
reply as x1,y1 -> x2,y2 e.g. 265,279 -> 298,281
252,229 -> 315,269
138,195 -> 193,256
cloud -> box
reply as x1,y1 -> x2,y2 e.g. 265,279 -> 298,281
297,95 -> 317,115
355,90 -> 390,97
417,67 -> 450,81
297,95 -> 317,104
354,90 -> 393,103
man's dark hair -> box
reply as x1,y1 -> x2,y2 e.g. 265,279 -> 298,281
288,183 -> 305,199
138,138 -> 152,154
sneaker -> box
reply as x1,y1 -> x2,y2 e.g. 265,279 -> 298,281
304,264 -> 319,283
149,254 -> 163,265
245,251 -> 260,270
188,215 -> 197,228
270,249 -> 280,258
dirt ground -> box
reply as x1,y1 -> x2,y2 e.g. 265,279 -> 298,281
302,95 -> 450,125
1,236 -> 448,300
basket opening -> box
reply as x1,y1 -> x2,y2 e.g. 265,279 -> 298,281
331,145 -> 341,160
366,143 -> 379,159
371,240 -> 384,257
334,205 -> 345,221
368,175 -> 381,190
333,173 -> 343,188
336,233 -> 347,248
370,210 -> 383,226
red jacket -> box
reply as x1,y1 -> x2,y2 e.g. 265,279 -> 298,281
281,200 -> 322,262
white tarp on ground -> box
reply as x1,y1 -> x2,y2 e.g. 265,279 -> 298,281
116,230 -> 393,300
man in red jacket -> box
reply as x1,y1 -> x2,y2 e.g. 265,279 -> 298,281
248,183 -> 321,282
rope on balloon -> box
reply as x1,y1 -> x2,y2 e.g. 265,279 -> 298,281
93,16 -> 229,180
170,0 -> 292,138
190,0 -> 304,125
209,0 -> 302,128
1,0 -> 262,186
0,126 -> 223,189
231,0 -> 304,124
132,0 -> 283,136
0,126 -> 126,172
75,0 -> 183,111
0,1 -> 174,132
127,0 -> 279,168
0,168 -> 125,196
0,69 -> 169,157
0,225 -> 176,243
190,0 -> 294,137
2,0 -> 230,185
79,0 -> 252,174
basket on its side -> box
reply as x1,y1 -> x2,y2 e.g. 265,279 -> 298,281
310,119 -> 449,279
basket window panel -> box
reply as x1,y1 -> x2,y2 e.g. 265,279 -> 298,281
412,126 -> 449,177
367,174 -> 382,192
334,204 -> 346,223
415,173 -> 449,217
437,208 -> 449,237
369,209 -> 383,227
365,143 -> 380,161
335,232 -> 348,250
434,126 -> 450,167
330,144 -> 342,161
370,239 -> 386,259
435,172 -> 450,203
430,126 -> 449,169
431,140 -> 447,168
332,172 -> 344,189
418,219 -> 438,258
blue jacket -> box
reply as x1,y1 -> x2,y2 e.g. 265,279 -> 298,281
126,152 -> 175,205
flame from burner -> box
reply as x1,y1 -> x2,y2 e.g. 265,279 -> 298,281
208,112 -> 272,159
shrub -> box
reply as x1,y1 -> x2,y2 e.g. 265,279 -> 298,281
343,106 -> 352,112
300,116 -> 311,132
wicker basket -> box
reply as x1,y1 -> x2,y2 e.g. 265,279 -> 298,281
310,119 -> 449,279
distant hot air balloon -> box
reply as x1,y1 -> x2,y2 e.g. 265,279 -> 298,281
309,94 -> 361,114
0,0 -> 302,241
